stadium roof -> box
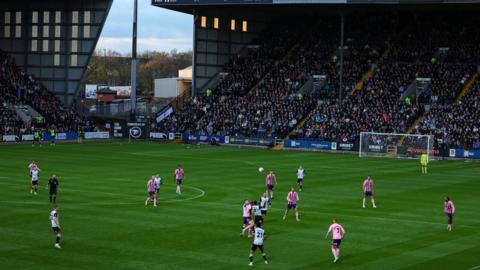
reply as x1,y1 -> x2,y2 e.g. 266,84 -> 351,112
152,0 -> 480,14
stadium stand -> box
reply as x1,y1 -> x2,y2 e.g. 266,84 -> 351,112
156,25 -> 302,134
0,50 -> 91,136
157,16 -> 391,138
291,14 -> 480,143
154,14 -> 480,145
414,79 -> 480,150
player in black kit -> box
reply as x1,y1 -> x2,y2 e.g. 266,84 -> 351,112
46,175 -> 59,205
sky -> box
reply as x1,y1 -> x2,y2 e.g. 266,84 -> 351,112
96,0 -> 193,54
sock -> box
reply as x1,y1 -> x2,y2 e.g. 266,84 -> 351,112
56,236 -> 60,244
249,255 -> 253,262
262,253 -> 267,261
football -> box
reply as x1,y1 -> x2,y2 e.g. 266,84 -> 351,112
258,167 -> 264,172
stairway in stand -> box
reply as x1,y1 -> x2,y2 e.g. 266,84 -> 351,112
397,72 -> 479,147
455,73 -> 478,103
274,47 -> 392,151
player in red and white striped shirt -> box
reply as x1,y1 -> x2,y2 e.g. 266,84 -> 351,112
283,187 -> 300,222
325,219 -> 346,263
145,176 -> 157,207
444,196 -> 455,231
174,166 -> 184,195
265,171 -> 276,199
362,176 -> 377,208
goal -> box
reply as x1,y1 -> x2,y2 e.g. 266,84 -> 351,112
359,132 -> 434,159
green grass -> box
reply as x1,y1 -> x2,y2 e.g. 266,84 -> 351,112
0,142 -> 479,270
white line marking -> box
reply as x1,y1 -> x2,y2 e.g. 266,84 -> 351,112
467,266 -> 480,270
0,182 -> 206,206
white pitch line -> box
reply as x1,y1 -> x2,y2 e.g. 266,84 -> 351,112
0,181 -> 206,206
467,266 -> 480,270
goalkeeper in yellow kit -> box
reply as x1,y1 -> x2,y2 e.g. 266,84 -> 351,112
420,153 -> 429,174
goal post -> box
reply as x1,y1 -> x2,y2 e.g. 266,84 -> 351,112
359,132 -> 434,160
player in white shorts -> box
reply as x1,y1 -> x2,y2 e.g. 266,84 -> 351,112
154,173 -> 162,200
260,193 -> 270,218
296,166 -> 306,191
49,207 -> 62,249
30,167 -> 40,195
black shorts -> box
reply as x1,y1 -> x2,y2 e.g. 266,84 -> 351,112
332,239 -> 341,247
254,215 -> 263,224
52,227 -> 61,234
251,244 -> 264,252
364,191 -> 372,197
446,213 -> 453,224
155,188 -> 160,194
50,189 -> 57,195
32,180 -> 39,186
148,191 -> 155,196
261,210 -> 267,216
297,178 -> 303,183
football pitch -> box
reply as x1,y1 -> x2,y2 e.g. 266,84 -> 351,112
0,142 -> 479,270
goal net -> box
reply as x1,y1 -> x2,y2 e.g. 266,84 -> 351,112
359,132 -> 434,160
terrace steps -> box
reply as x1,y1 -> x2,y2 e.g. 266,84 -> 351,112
347,47 -> 391,98
397,72 -> 478,147
279,48 -> 393,145
283,111 -> 312,141
347,70 -> 374,98
273,139 -> 284,150
455,73 -> 478,103
395,111 -> 427,148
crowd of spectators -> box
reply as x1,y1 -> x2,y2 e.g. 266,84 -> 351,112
390,15 -> 480,63
291,14 -> 480,146
414,80 -> 480,150
0,50 -> 91,136
292,63 -> 426,141
293,61 -> 477,144
158,16 -> 389,138
144,14 -> 480,150
0,103 -> 23,136
153,94 -> 215,133
417,63 -> 474,104
156,24 -> 306,135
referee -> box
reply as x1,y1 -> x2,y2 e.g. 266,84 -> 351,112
46,175 -> 59,205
